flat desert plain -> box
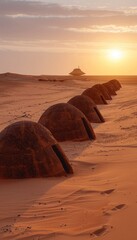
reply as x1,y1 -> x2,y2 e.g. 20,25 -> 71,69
0,73 -> 137,240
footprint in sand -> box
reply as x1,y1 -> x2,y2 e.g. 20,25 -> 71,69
101,189 -> 115,195
90,225 -> 108,237
111,204 -> 126,211
103,203 -> 126,216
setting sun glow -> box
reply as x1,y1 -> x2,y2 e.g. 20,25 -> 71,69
108,49 -> 124,60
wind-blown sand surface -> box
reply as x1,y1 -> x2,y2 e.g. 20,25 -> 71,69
0,73 -> 137,240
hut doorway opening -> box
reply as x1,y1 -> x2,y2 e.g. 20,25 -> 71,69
52,145 -> 71,173
101,96 -> 107,104
94,107 -> 104,122
81,118 -> 93,140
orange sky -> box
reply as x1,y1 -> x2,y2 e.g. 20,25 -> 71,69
0,0 -> 137,75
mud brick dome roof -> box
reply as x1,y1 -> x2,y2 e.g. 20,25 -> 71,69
0,121 -> 73,178
82,87 -> 107,105
92,84 -> 112,100
38,103 -> 96,142
107,79 -> 121,91
68,95 -> 104,123
102,82 -> 117,96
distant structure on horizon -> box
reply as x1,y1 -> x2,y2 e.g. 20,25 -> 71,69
69,67 -> 85,76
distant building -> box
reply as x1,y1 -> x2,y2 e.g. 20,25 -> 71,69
69,67 -> 85,76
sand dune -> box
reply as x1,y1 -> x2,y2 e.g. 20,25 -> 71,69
0,74 -> 137,239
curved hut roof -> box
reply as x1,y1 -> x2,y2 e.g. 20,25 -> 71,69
38,103 -> 96,142
92,84 -> 112,100
107,79 -> 121,91
0,121 -> 73,178
115,79 -> 122,88
68,95 -> 104,123
82,87 -> 107,105
102,82 -> 117,96
69,67 -> 85,76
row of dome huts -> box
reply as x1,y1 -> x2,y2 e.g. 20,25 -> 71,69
0,77 -> 121,178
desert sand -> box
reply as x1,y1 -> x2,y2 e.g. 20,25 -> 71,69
0,73 -> 137,240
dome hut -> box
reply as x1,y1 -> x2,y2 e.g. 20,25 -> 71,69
116,79 -> 122,88
38,103 -> 96,142
102,82 -> 117,96
68,95 -> 105,123
82,87 -> 107,105
92,84 -> 112,100
108,79 -> 121,91
0,121 -> 73,179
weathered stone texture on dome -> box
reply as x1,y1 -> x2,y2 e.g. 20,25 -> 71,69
38,103 -> 96,142
82,87 -> 107,105
102,82 -> 117,96
68,95 -> 104,123
116,79 -> 122,88
92,84 -> 112,100
0,121 -> 73,178
108,79 -> 121,91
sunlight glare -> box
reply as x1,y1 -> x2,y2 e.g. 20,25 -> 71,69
107,49 -> 124,60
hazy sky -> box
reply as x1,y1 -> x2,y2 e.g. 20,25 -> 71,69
0,0 -> 137,75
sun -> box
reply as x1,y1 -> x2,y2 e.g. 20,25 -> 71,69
107,49 -> 124,60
